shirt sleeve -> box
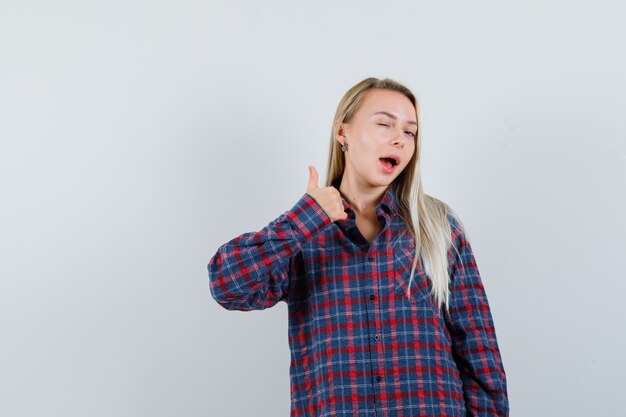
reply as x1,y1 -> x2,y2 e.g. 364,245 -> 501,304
207,192 -> 332,311
443,213 -> 510,417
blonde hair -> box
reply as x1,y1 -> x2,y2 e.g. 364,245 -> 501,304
325,77 -> 465,312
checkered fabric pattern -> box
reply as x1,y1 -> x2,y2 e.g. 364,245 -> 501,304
208,185 -> 509,417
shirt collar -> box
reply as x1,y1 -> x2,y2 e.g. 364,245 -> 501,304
379,184 -> 400,216
336,183 -> 400,219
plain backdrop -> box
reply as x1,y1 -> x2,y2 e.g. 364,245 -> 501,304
1,1 -> 625,416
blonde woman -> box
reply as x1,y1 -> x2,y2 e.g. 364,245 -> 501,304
208,77 -> 509,417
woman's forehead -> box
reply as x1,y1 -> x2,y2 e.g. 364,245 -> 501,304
359,89 -> 416,122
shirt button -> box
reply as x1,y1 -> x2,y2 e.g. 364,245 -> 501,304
376,376 -> 382,382
370,294 -> 375,300
374,335 -> 380,341
367,256 -> 374,262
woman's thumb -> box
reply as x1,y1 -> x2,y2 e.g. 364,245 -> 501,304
307,165 -> 319,192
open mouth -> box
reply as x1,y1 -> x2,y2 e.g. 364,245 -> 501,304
379,157 -> 398,167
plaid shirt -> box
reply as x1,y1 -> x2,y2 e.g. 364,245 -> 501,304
208,185 -> 509,417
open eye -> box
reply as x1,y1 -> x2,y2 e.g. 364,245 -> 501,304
405,131 -> 416,138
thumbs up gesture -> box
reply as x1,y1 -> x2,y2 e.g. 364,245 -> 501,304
306,165 -> 348,222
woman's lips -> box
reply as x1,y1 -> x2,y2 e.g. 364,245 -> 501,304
379,158 -> 397,174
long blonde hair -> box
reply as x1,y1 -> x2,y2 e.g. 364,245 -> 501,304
325,77 -> 465,312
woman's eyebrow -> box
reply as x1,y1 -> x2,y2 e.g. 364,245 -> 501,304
372,111 -> 417,126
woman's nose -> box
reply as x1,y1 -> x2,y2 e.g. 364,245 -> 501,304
391,128 -> 407,145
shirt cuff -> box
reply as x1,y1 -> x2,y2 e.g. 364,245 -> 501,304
285,192 -> 332,240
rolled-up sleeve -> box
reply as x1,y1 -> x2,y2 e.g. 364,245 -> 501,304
207,193 -> 331,311
443,213 -> 510,416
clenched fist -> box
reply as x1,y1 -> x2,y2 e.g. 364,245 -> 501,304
306,165 -> 349,222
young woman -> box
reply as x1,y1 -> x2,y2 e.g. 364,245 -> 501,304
208,77 -> 509,417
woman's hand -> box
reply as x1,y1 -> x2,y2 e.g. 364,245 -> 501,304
306,165 -> 348,222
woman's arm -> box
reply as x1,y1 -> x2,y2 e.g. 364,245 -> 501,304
443,213 -> 510,417
208,193 -> 331,311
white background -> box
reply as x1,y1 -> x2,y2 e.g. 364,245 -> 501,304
1,1 -> 625,416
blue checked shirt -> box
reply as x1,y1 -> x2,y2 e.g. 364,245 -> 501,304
208,184 -> 509,417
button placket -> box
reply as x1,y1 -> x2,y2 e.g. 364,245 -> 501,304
365,251 -> 384,391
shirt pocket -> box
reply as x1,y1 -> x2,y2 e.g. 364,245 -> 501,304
392,246 -> 433,304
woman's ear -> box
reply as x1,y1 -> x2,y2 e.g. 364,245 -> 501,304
336,122 -> 349,144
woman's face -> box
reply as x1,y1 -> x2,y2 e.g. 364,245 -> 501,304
338,88 -> 417,187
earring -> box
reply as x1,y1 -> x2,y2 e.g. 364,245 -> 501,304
341,143 -> 348,152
